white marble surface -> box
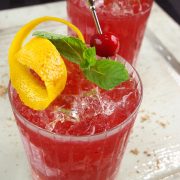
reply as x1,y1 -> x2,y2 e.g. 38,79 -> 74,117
0,1 -> 180,180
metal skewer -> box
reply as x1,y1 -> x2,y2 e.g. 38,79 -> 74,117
87,0 -> 103,34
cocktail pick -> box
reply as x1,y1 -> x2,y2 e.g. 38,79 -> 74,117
87,0 -> 120,57
87,0 -> 103,34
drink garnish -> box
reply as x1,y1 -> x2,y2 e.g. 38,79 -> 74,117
8,17 -> 84,110
33,31 -> 129,90
90,32 -> 120,57
87,0 -> 120,57
15,37 -> 67,110
9,16 -> 128,111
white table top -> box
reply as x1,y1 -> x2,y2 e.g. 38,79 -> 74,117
0,1 -> 180,180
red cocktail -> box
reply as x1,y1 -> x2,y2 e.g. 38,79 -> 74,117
9,56 -> 142,180
67,0 -> 153,65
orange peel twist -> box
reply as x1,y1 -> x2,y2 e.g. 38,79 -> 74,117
8,16 -> 85,110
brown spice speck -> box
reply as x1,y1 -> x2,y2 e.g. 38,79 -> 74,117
0,85 -> 7,97
130,148 -> 139,155
143,150 -> 151,157
156,159 -> 160,169
156,121 -> 166,128
136,170 -> 140,174
160,122 -> 166,128
141,114 -> 150,122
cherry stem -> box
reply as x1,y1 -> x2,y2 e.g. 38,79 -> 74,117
87,0 -> 103,34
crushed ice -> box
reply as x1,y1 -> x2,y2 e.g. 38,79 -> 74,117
44,85 -> 137,132
72,87 -> 117,118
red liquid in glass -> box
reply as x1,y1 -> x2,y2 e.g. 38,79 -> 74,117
67,0 -> 153,65
11,59 -> 141,180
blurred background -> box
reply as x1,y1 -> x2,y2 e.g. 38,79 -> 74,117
0,0 -> 180,25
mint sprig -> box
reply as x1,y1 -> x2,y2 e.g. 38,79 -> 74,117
83,59 -> 129,90
33,31 -> 129,90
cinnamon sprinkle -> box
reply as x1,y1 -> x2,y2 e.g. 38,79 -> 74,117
0,85 -> 7,97
141,114 -> 150,122
130,148 -> 139,155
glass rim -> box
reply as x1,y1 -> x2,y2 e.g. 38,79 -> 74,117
8,58 -> 143,141
68,0 -> 153,19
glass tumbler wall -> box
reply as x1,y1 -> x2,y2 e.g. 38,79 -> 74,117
67,0 -> 153,65
9,58 -> 142,180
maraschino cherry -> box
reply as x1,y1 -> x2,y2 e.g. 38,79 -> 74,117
90,32 -> 119,57
87,0 -> 119,57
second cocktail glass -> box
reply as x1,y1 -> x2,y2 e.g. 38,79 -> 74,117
67,0 -> 153,65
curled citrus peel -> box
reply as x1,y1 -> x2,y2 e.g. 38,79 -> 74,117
8,16 -> 85,110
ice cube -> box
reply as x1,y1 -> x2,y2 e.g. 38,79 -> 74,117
101,0 -> 145,16
72,88 -> 117,120
45,119 -> 60,132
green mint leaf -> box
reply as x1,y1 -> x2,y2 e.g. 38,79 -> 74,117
82,59 -> 129,90
33,31 -> 65,40
80,47 -> 96,69
51,37 -> 87,64
33,31 -> 87,65
83,47 -> 96,67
